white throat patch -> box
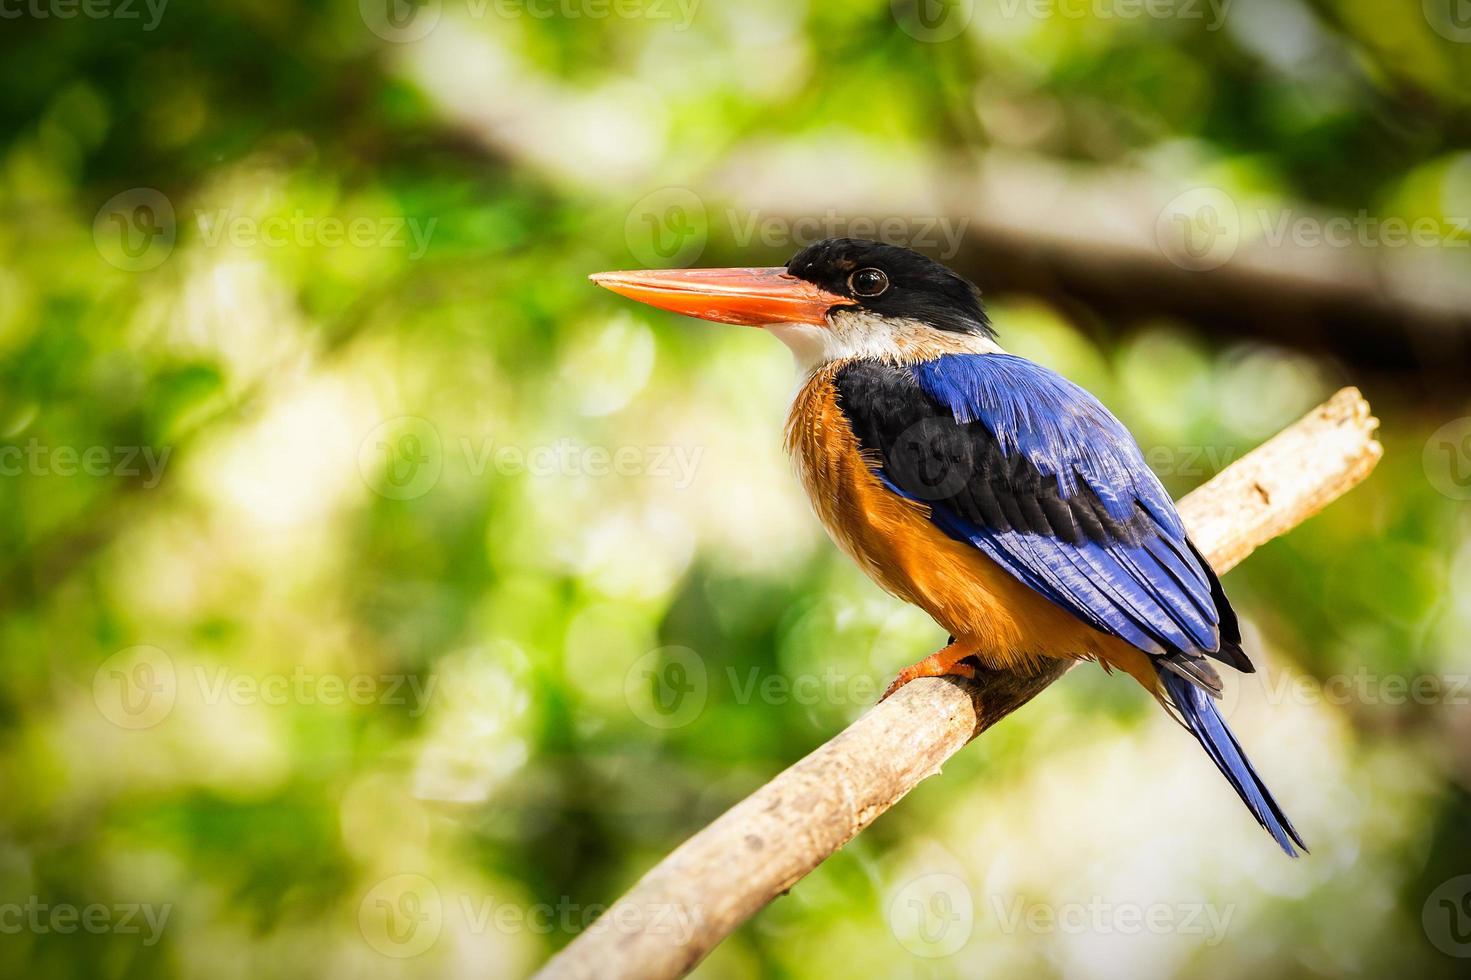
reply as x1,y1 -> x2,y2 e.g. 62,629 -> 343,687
767,310 -> 1002,374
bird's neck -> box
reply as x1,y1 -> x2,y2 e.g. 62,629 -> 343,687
768,312 -> 1004,377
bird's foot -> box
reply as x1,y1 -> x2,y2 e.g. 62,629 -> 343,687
879,642 -> 978,702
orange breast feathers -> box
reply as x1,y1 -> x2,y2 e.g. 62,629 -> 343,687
783,365 -> 1157,685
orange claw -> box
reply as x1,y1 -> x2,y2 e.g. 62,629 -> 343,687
879,641 -> 979,701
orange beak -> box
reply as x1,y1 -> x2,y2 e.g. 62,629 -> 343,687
589,267 -> 848,326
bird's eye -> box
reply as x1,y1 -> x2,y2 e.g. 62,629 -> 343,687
848,267 -> 889,297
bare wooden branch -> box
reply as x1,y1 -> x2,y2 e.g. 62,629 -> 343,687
535,387 -> 1382,980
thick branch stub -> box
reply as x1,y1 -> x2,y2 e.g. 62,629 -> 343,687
535,386 -> 1382,980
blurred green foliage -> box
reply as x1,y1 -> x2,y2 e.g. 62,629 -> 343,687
1,2 -> 1470,978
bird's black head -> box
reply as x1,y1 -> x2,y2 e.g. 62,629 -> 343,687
784,238 -> 992,337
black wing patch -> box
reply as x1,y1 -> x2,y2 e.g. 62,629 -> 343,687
832,359 -> 1150,547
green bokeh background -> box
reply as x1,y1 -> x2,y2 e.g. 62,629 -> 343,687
2,1 -> 1470,977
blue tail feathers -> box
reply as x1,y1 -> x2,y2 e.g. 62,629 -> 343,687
1157,669 -> 1307,857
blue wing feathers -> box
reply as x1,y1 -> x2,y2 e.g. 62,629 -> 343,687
907,353 -> 1221,661
1159,670 -> 1306,856
928,501 -> 1167,654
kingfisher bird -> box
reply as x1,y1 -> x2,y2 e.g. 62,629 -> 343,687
591,238 -> 1305,856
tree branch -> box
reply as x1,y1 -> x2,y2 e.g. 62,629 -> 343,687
535,387 -> 1383,980
393,33 -> 1470,381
